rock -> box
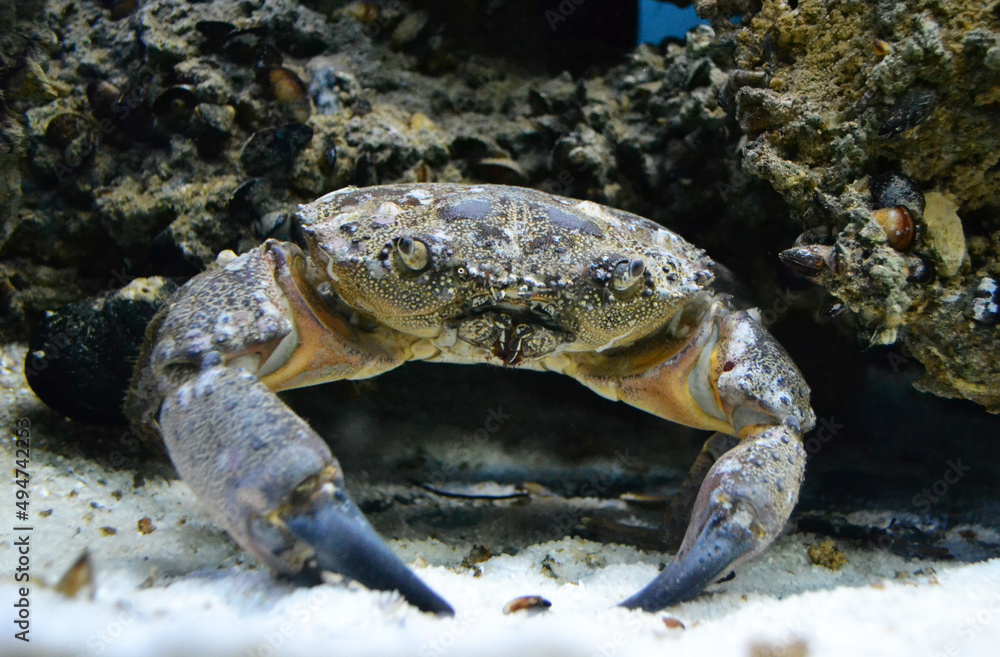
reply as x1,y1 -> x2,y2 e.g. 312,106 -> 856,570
707,0 -> 1000,411
921,192 -> 966,279
25,277 -> 176,424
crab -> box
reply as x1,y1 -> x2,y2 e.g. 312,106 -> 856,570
124,183 -> 815,615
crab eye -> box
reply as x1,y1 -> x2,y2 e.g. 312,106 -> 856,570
395,236 -> 430,272
612,258 -> 645,292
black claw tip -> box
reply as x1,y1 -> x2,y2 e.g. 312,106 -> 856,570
618,514 -> 757,612
287,503 -> 454,616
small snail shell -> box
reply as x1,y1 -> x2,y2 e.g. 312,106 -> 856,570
872,206 -> 915,252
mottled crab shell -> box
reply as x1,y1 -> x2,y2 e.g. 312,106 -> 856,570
295,184 -> 714,352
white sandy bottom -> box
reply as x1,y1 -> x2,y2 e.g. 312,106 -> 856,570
4,556 -> 1000,657
4,527 -> 1000,657
3,343 -> 1000,657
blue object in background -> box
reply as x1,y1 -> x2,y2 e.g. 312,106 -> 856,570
638,1 -> 707,44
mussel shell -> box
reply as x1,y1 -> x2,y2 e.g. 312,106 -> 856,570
239,123 -> 314,176
222,28 -> 281,66
792,225 -> 833,247
265,67 -> 308,104
502,595 -> 551,615
263,67 -> 311,121
906,254 -> 936,283
870,172 -> 925,220
878,87 -> 939,138
819,297 -> 848,319
228,178 -> 268,226
195,20 -> 238,49
44,112 -> 93,149
87,78 -> 153,138
685,57 -> 713,90
152,85 -> 198,125
779,244 -> 838,280
62,131 -> 100,167
320,137 -> 338,172
252,210 -> 293,241
86,80 -> 122,120
449,136 -> 492,161
148,227 -> 203,277
190,103 -> 235,157
471,157 -> 528,186
527,88 -> 551,115
106,0 -> 137,20
353,151 -> 377,186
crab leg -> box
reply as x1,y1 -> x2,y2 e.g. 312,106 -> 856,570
570,301 -> 814,611
129,242 -> 453,615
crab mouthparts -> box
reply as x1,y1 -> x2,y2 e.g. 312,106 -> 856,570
470,300 -> 561,329
453,303 -> 568,367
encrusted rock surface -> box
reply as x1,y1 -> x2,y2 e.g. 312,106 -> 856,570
1,0 -> 998,412
2,0 -> 774,341
697,0 -> 1000,411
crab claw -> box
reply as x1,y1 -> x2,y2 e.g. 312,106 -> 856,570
286,494 -> 454,616
620,426 -> 805,611
157,364 -> 454,616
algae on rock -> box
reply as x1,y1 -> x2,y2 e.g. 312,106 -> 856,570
699,0 -> 1000,411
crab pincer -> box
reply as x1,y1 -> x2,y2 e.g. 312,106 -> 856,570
159,365 -> 454,615
620,425 -> 805,610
